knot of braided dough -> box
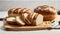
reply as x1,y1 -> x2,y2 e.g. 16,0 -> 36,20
8,8 -> 33,16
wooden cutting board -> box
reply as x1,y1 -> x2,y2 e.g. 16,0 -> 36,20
3,22 -> 52,31
4,25 -> 51,31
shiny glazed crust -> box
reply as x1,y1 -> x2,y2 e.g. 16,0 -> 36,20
34,5 -> 57,21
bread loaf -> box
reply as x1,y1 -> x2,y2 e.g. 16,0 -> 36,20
34,5 -> 57,21
8,8 -> 43,26
8,8 -> 33,25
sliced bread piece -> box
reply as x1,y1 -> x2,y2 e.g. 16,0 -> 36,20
32,13 -> 43,26
21,13 -> 31,25
5,17 -> 17,25
27,13 -> 43,26
35,14 -> 43,25
16,16 -> 25,26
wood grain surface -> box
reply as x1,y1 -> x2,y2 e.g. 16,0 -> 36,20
3,21 -> 52,31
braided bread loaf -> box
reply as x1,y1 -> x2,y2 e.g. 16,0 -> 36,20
8,8 -> 33,25
7,8 -> 43,26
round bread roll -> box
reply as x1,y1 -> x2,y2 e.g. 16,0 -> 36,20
34,5 -> 57,21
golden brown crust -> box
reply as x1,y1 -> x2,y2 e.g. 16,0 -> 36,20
8,8 -> 33,16
18,8 -> 33,26
15,16 -> 26,26
32,13 -> 39,26
8,8 -> 21,16
27,13 -> 33,26
19,14 -> 31,26
34,5 -> 57,21
42,14 -> 56,21
8,8 -> 37,26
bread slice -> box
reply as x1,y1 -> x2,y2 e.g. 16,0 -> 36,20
16,16 -> 25,26
27,13 -> 36,26
35,14 -> 43,25
6,17 -> 15,22
32,13 -> 39,26
6,16 -> 25,26
27,12 -> 43,26
5,17 -> 17,25
20,13 -> 31,25
32,13 -> 43,26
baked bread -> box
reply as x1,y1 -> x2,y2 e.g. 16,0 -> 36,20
5,16 -> 25,26
33,13 -> 43,26
8,8 -> 33,16
34,5 -> 57,21
8,8 -> 44,26
27,12 -> 43,26
8,8 -> 19,17
8,8 -> 33,25
15,16 -> 25,26
5,16 -> 16,25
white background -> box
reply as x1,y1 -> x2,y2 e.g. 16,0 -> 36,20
0,0 -> 60,11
